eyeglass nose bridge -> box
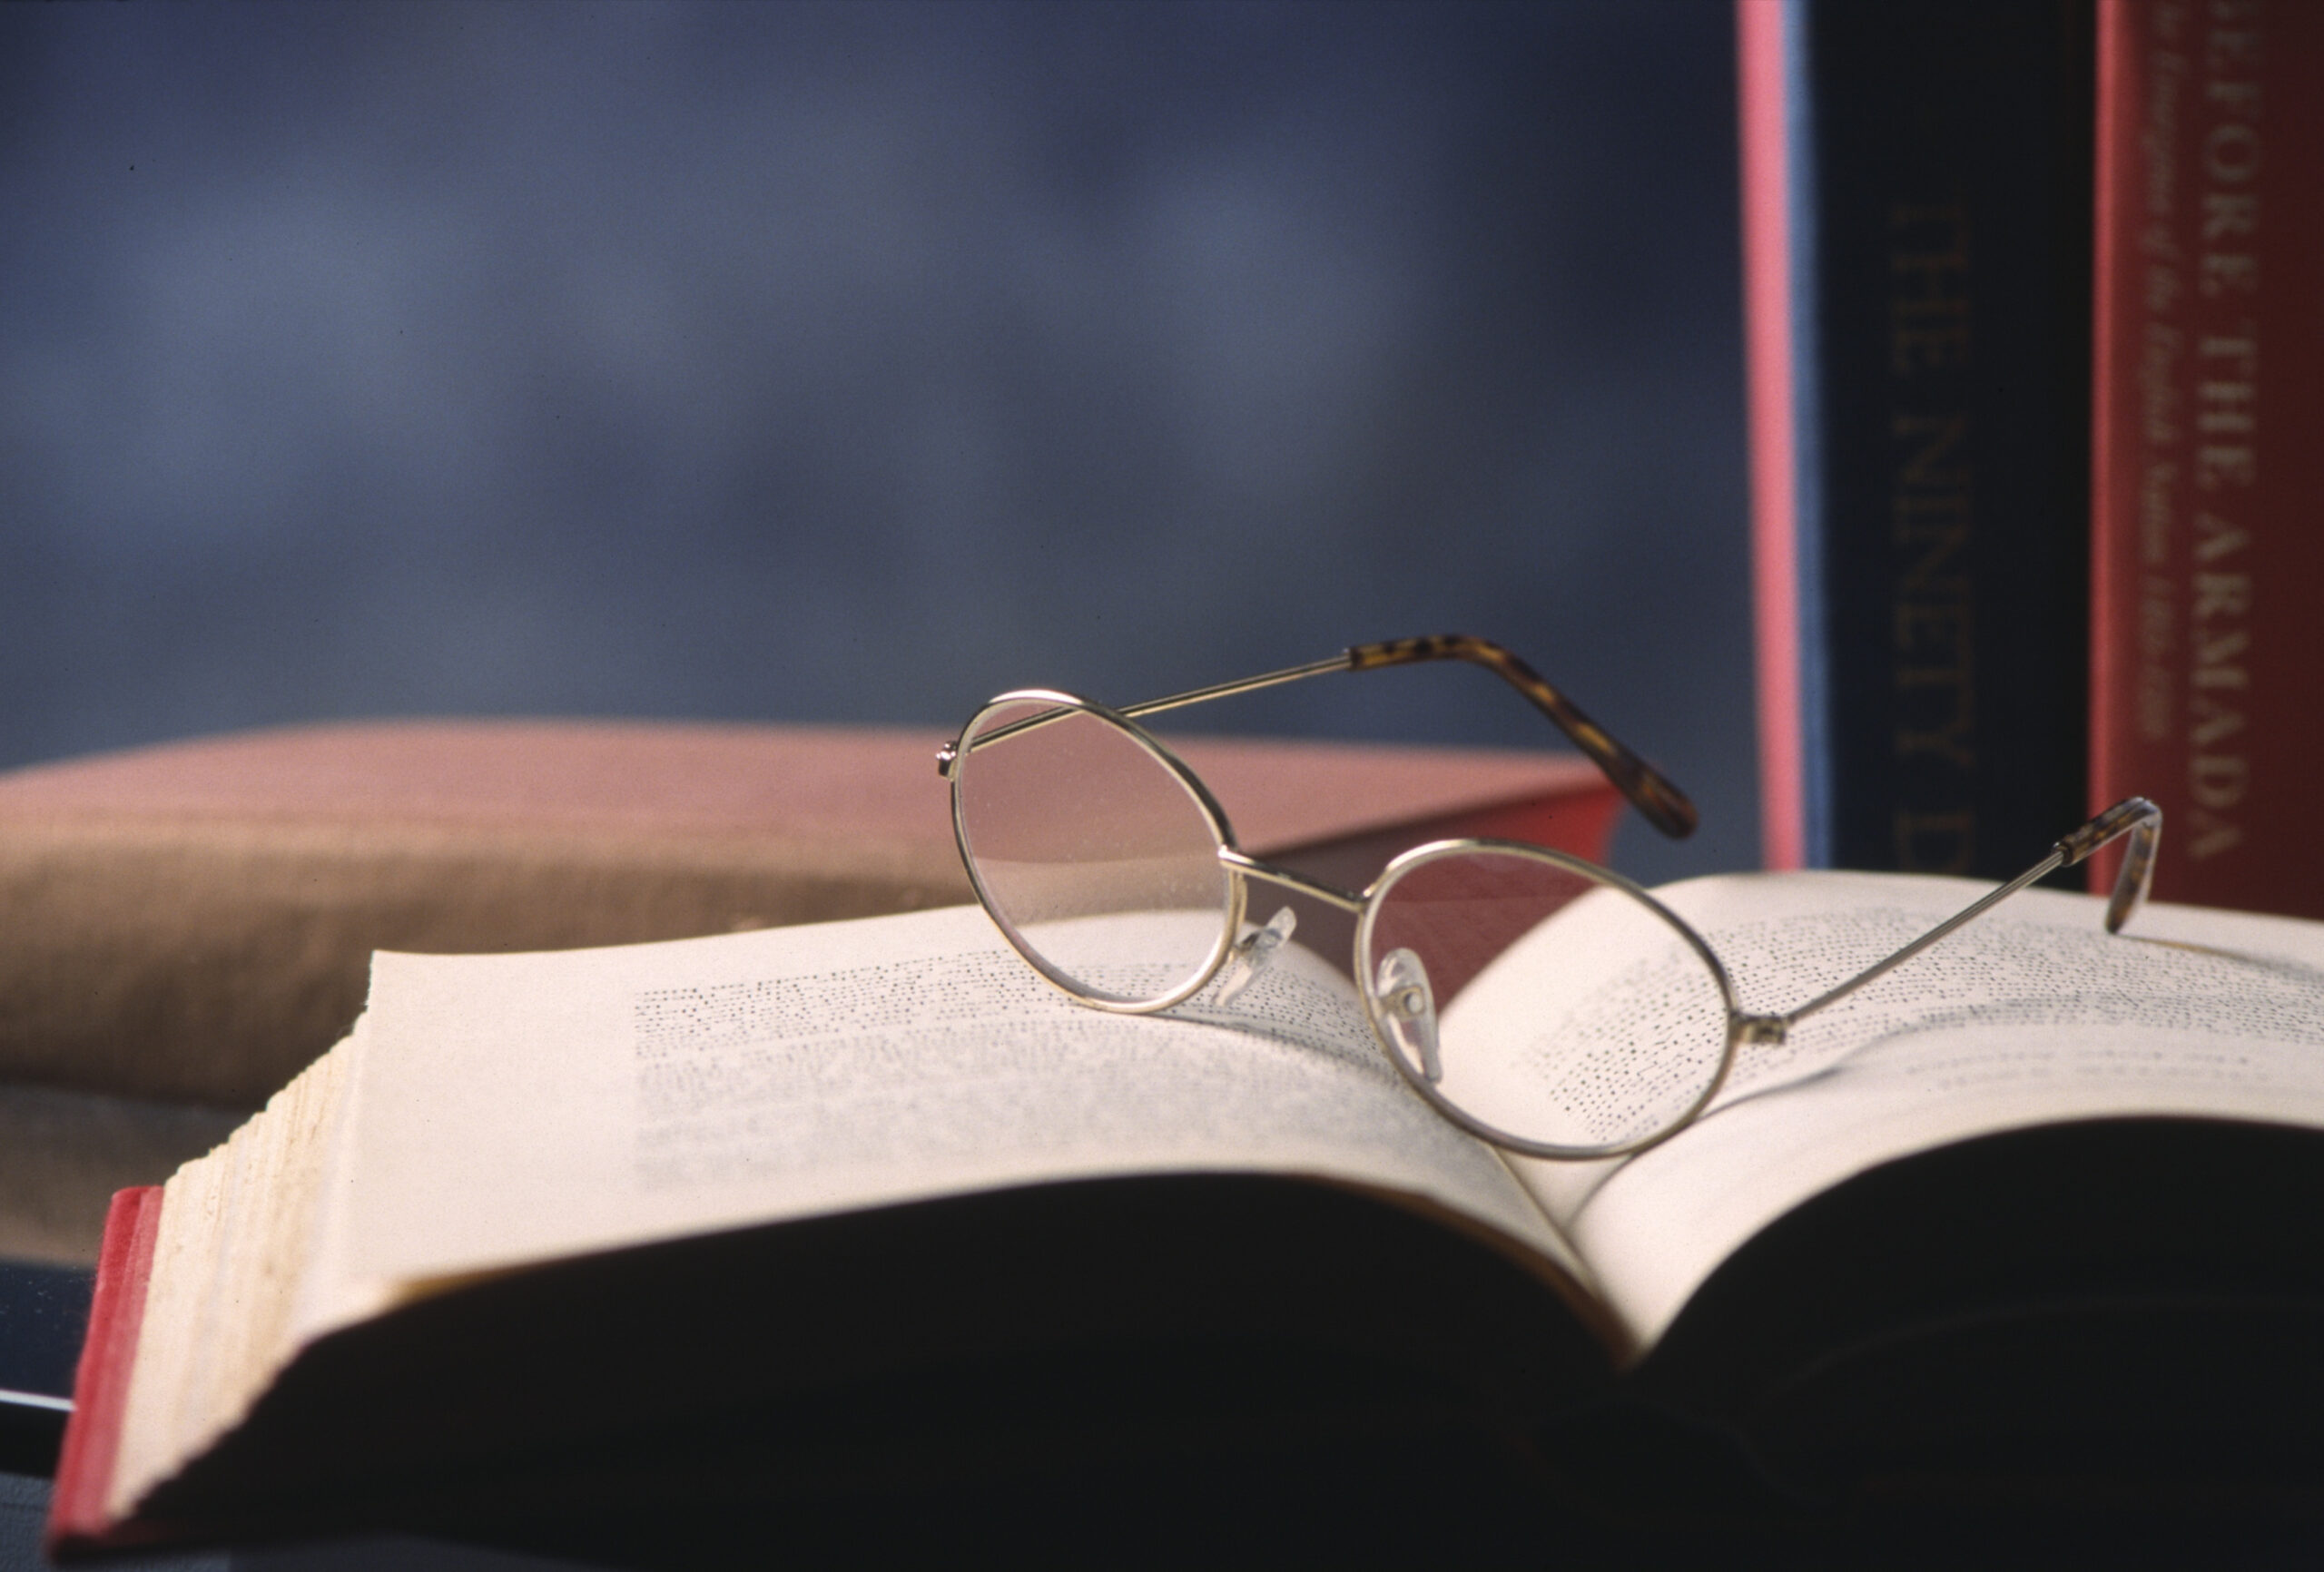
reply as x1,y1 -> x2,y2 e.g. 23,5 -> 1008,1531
1214,849 -> 1368,915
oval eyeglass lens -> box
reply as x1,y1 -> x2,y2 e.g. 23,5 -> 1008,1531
954,698 -> 1234,1006
1361,847 -> 1731,1157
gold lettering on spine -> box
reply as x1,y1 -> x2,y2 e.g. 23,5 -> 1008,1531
1894,811 -> 1974,875
1887,202 -> 1974,872
2183,0 -> 2262,861
2133,5 -> 2191,747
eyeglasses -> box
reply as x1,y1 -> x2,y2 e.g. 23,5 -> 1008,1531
939,636 -> 2164,1160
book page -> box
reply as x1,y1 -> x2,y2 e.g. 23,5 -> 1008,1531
309,904 -> 1574,1334
1505,872 -> 2324,1353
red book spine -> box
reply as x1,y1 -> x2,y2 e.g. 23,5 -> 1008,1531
1738,0 -> 1805,870
45,1186 -> 165,1557
2090,0 -> 2324,917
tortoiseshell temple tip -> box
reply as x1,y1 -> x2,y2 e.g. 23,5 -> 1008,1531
1637,778 -> 1700,840
2055,797 -> 2152,865
1345,634 -> 1699,840
2052,796 -> 2162,935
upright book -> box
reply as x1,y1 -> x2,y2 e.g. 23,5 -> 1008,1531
44,876 -> 2324,1563
2087,0 -> 2324,919
1740,0 -> 2095,877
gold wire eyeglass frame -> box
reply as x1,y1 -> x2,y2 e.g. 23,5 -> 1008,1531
939,636 -> 2166,1160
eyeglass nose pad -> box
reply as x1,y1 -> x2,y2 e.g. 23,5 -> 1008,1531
1373,947 -> 1442,1083
1216,905 -> 1297,1004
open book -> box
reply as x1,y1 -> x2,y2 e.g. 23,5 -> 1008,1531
48,873 -> 2324,1561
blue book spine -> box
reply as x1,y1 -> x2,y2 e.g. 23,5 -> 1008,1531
1755,0 -> 2093,878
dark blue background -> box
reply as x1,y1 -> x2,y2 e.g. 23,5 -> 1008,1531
0,0 -> 1752,884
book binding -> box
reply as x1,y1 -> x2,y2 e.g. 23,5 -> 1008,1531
2087,0 -> 2324,919
1743,0 -> 2093,879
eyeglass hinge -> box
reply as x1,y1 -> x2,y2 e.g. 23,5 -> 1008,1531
934,741 -> 959,779
1736,1015 -> 1787,1049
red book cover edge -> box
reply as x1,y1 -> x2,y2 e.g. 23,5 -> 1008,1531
1738,0 -> 1804,870
45,1185 -> 164,1557
2085,0 -> 2132,851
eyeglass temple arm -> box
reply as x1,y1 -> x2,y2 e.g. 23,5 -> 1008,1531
1118,634 -> 1699,840
1777,797 -> 2164,1031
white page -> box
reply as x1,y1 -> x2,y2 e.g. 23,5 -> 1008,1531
314,904 -> 1572,1331
1508,872 -> 2324,1352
